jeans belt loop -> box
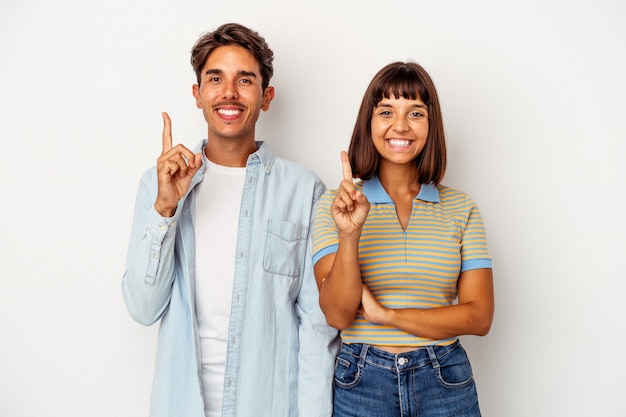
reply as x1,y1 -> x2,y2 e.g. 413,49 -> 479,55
357,344 -> 370,368
426,345 -> 440,370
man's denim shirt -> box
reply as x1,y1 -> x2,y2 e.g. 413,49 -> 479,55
122,141 -> 339,417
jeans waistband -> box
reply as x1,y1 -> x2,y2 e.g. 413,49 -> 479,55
341,339 -> 462,371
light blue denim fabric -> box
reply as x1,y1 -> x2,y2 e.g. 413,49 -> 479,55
122,140 -> 339,417
333,341 -> 481,417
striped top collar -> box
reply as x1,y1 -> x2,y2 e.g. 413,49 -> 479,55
362,176 -> 440,204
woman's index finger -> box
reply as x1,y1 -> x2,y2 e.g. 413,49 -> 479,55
340,151 -> 353,182
161,112 -> 173,154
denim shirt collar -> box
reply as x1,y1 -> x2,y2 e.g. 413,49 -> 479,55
362,176 -> 440,203
248,141 -> 275,173
179,140 -> 276,215
195,139 -> 275,175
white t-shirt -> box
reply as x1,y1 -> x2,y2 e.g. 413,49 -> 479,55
194,159 -> 246,417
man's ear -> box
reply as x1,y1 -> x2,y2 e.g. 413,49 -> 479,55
192,84 -> 202,109
261,86 -> 275,111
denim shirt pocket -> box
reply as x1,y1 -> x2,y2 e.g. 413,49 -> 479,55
263,219 -> 308,277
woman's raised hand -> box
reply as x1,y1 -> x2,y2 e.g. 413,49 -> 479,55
330,151 -> 370,236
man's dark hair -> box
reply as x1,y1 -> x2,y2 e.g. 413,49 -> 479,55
190,23 -> 274,90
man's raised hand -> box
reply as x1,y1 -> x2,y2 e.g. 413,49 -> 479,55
154,112 -> 203,217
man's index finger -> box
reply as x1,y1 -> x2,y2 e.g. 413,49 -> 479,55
161,112 -> 173,154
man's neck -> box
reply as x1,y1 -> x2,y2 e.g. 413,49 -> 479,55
204,138 -> 258,167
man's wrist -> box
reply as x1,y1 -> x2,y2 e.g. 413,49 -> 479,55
154,202 -> 176,218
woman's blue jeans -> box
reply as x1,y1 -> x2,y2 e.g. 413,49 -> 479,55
333,340 -> 481,417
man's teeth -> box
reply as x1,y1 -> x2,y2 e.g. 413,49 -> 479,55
218,109 -> 241,116
388,139 -> 411,147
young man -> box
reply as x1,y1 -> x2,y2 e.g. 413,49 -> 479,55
122,23 -> 339,417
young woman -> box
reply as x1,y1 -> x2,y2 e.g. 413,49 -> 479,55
312,62 -> 494,417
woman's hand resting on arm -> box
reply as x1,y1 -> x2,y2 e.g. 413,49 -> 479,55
358,268 -> 494,340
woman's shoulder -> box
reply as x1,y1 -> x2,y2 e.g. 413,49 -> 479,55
436,184 -> 477,206
437,183 -> 467,196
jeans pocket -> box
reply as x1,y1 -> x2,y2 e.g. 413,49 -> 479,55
334,354 -> 362,389
435,344 -> 475,389
263,219 -> 308,277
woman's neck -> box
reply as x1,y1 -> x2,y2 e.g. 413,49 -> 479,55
377,161 -> 420,197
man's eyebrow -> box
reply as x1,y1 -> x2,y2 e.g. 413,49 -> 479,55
238,70 -> 258,78
203,69 -> 258,78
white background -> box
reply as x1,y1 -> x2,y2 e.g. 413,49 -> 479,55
1,0 -> 625,416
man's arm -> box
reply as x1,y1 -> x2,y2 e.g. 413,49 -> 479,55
121,113 -> 202,325
121,172 -> 179,326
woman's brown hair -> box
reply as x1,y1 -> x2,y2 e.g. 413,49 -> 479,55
348,62 -> 446,184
